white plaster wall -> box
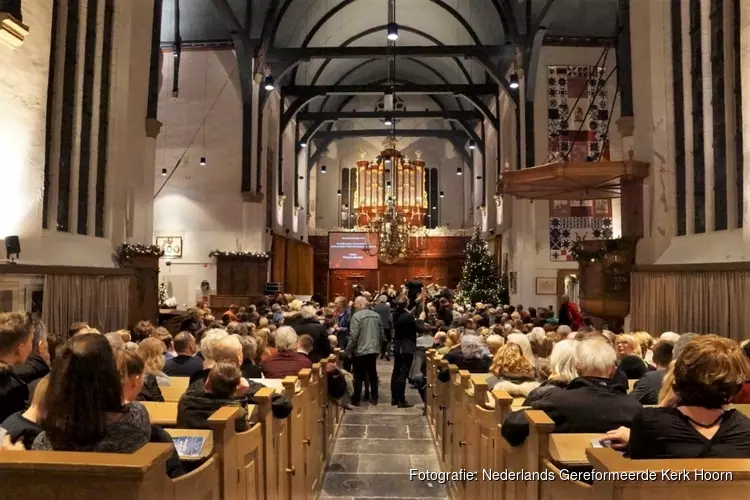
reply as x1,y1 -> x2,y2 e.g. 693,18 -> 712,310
154,49 -> 267,307
1,0 -> 154,267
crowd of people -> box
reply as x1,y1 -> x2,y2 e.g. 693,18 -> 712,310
2,282 -> 750,476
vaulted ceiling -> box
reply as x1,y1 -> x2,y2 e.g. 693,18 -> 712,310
159,0 -> 621,155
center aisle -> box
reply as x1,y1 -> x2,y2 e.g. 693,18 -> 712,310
320,359 -> 449,499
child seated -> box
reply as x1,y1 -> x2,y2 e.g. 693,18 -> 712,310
177,362 -> 248,432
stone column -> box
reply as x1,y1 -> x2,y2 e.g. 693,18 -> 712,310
741,0 -> 750,243
629,0 -> 677,264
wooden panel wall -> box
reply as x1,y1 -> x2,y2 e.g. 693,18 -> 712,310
309,236 -> 469,301
215,257 -> 269,296
271,234 -> 313,295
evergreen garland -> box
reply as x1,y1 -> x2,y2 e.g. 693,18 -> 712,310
116,243 -> 164,261
570,238 -> 622,264
458,226 -> 505,306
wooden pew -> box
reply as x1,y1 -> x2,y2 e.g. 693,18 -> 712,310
446,368 -> 471,500
463,378 -> 513,500
161,376 -> 191,402
0,443 -> 221,500
301,364 -> 325,496
433,358 -> 450,464
587,448 -> 750,499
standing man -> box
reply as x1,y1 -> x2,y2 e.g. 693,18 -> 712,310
391,295 -> 419,408
334,296 -> 352,371
346,296 -> 384,406
374,295 -> 393,361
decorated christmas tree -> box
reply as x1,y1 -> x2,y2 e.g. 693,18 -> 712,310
458,226 -> 505,305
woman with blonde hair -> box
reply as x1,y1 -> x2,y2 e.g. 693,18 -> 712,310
632,331 -> 655,364
437,329 -> 461,356
486,343 -> 539,397
523,340 -> 579,405
137,337 -> 170,398
614,334 -> 642,359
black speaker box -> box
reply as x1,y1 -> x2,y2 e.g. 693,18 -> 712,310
5,236 -> 20,256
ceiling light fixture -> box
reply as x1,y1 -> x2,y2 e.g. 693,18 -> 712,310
384,117 -> 393,126
469,140 -> 476,150
440,191 -> 445,198
337,189 -> 342,196
509,72 -> 520,90
320,165 -> 327,174
264,75 -> 275,91
161,168 -> 167,176
299,141 -> 307,148
387,22 -> 399,41
457,168 -> 462,176
199,157 -> 206,166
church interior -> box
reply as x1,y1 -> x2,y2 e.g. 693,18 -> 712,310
1,0 -> 750,498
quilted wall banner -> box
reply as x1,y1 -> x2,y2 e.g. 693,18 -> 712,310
547,65 -> 610,163
549,200 -> 613,262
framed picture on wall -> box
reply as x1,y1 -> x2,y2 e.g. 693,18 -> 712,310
156,237 -> 183,259
536,277 -> 558,296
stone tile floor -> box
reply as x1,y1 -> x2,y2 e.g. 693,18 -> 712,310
320,359 -> 449,499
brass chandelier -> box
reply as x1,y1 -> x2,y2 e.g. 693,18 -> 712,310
369,197 -> 411,264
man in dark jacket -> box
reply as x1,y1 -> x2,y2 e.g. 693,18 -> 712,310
164,332 -> 204,377
285,306 -> 331,363
501,337 -> 642,447
178,362 -> 293,432
177,362 -> 249,432
629,340 -> 674,405
391,295 -> 420,407
374,295 -> 393,361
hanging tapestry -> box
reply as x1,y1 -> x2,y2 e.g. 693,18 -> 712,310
549,200 -> 613,262
547,65 -> 610,163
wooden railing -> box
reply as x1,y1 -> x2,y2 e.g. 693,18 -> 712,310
425,349 -> 750,500
0,350 -> 347,500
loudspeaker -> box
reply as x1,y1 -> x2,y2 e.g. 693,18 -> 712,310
5,236 -> 20,258
264,282 -> 283,295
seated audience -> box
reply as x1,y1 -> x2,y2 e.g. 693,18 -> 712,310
733,343 -> 750,404
328,334 -> 338,349
163,332 -> 203,377
444,333 -> 491,373
105,331 -> 125,350
486,343 -> 539,397
131,320 -> 154,343
152,327 -> 175,359
615,333 -> 642,360
605,335 -> 750,459
1,375 -> 48,449
178,362 -> 249,432
0,312 -> 35,422
68,322 -> 90,337
286,305 -> 332,363
659,331 -> 680,344
633,331 -> 655,365
239,335 -> 262,379
136,338 -> 168,402
116,347 -> 185,478
33,333 -> 151,453
506,332 -> 534,363
657,333 -> 700,406
501,337 -> 642,447
630,341 -> 674,405
261,327 -> 312,378
297,334 -> 315,360
189,329 -> 228,384
617,354 -> 650,380
437,329 -> 460,356
523,339 -> 579,405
